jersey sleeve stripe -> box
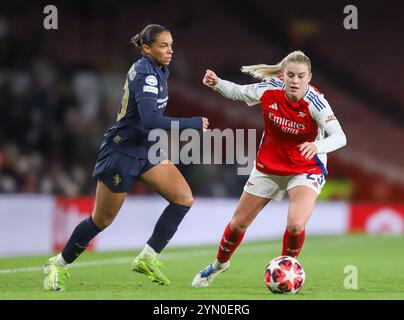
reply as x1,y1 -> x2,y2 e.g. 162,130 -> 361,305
256,79 -> 284,89
268,79 -> 283,88
270,78 -> 284,86
313,95 -> 327,110
307,92 -> 327,111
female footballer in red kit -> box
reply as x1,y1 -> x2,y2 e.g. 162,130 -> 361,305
192,50 -> 347,287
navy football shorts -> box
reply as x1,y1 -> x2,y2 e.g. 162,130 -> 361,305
92,143 -> 156,193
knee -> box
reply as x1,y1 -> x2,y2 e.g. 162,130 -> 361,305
173,192 -> 194,208
230,218 -> 249,233
92,211 -> 115,229
287,222 -> 305,235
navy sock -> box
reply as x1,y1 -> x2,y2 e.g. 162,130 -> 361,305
147,203 -> 190,253
61,216 -> 103,264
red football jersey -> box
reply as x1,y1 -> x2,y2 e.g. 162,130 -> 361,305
242,78 -> 335,176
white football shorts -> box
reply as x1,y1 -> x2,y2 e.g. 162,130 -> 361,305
243,166 -> 326,201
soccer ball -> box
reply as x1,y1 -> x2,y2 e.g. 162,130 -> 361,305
264,255 -> 305,294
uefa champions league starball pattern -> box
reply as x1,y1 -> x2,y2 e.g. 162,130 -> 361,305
264,256 -> 305,294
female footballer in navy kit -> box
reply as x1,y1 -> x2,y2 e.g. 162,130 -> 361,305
44,24 -> 209,290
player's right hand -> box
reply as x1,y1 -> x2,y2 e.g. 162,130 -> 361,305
202,69 -> 219,87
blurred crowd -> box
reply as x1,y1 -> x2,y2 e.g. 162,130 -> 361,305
1,0 -> 403,200
0,27 -> 245,197
0,60 -> 104,195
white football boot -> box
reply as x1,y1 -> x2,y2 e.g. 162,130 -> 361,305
192,261 -> 230,287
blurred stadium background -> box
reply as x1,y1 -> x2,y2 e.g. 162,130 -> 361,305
0,0 -> 403,259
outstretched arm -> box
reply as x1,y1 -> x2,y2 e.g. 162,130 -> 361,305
132,72 -> 209,131
137,98 -> 208,130
202,69 -> 262,106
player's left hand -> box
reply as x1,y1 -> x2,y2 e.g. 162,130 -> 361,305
298,142 -> 318,160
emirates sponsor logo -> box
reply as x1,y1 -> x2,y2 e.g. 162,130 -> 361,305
268,112 -> 306,135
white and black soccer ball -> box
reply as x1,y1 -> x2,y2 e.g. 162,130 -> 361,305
264,255 -> 305,294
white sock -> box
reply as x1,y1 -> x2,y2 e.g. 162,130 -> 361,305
212,259 -> 229,270
139,244 -> 158,259
56,253 -> 68,267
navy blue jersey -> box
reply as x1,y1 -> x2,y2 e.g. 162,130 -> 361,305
103,55 -> 202,158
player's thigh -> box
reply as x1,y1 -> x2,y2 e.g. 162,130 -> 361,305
139,160 -> 193,206
287,185 -> 318,227
92,180 -> 127,228
230,191 -> 271,230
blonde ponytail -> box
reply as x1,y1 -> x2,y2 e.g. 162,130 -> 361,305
241,50 -> 311,81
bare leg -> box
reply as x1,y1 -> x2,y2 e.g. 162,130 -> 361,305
215,191 -> 271,263
132,161 -> 195,285
139,160 -> 193,206
286,186 -> 317,234
282,185 -> 318,257
230,191 -> 271,233
191,192 -> 271,287
139,161 -> 194,253
91,180 -> 127,229
59,180 -> 126,265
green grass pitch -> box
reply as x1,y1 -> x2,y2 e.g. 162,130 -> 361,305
1,234 -> 403,300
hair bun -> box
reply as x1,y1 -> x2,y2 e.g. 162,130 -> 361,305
130,34 -> 141,47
